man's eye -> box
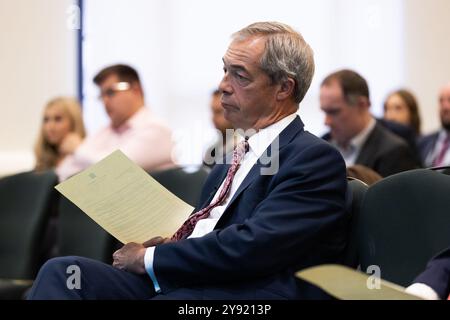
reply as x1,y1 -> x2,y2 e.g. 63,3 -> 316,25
234,72 -> 249,83
326,110 -> 339,116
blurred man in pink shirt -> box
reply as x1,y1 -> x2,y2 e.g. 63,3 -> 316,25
57,64 -> 175,181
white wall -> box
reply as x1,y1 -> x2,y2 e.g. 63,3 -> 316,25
82,0 -> 405,166
0,0 -> 77,176
1,0 -> 450,175
403,0 -> 450,134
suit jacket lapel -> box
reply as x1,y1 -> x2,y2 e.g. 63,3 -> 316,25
220,116 -> 304,214
355,123 -> 380,165
198,165 -> 229,210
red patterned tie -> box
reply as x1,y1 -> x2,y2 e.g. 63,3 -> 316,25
171,139 -> 249,241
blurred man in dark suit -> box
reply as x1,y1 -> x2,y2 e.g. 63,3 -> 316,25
320,69 -> 419,177
419,82 -> 450,168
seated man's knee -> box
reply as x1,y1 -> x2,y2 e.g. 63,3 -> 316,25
38,256 -> 82,276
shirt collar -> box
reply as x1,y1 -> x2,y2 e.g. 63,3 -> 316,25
348,117 -> 376,151
112,106 -> 148,133
238,113 -> 297,159
438,129 -> 450,142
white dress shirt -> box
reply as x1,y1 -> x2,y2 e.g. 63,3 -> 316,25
144,113 -> 298,292
332,118 -> 376,166
56,107 -> 175,181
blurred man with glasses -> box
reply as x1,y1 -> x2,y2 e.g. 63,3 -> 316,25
56,64 -> 175,181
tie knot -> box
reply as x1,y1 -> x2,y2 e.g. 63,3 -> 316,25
231,139 -> 249,165
238,138 -> 250,153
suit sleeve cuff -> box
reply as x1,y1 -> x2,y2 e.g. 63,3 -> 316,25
144,247 -> 161,293
405,283 -> 440,300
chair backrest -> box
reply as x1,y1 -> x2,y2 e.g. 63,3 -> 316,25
0,170 -> 58,279
57,196 -> 116,263
149,166 -> 209,207
343,178 -> 369,268
357,169 -> 450,286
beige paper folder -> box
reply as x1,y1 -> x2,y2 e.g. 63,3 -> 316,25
296,264 -> 422,300
55,150 -> 194,244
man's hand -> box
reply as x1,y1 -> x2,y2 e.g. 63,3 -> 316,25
59,133 -> 83,155
142,236 -> 172,247
112,237 -> 173,274
112,242 -> 147,274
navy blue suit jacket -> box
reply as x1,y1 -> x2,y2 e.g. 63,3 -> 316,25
152,117 -> 350,299
413,247 -> 450,299
377,118 -> 422,166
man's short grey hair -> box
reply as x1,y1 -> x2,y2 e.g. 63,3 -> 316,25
232,21 -> 315,104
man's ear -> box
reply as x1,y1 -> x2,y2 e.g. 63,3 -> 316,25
356,96 -> 371,110
130,82 -> 143,96
276,78 -> 296,101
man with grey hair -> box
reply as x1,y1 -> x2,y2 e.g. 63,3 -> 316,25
29,22 -> 349,300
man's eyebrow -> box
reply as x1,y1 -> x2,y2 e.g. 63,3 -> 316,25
222,58 -> 248,73
324,107 -> 340,114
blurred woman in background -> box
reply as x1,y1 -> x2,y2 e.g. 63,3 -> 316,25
34,97 -> 86,171
383,89 -> 422,136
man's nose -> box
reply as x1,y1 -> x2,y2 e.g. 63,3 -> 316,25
219,74 -> 232,96
101,95 -> 109,104
324,114 -> 332,127
442,99 -> 450,110
103,101 -> 113,114
102,96 -> 113,110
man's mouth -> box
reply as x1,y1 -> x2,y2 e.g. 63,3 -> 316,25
221,102 -> 238,110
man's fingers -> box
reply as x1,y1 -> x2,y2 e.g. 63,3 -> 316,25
112,249 -> 121,259
112,260 -> 122,269
142,236 -> 164,247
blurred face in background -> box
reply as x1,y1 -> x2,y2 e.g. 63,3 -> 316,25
439,84 -> 450,130
320,80 -> 366,147
43,104 -> 73,146
98,74 -> 142,128
384,93 -> 411,127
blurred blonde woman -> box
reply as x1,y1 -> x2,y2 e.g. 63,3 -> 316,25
34,97 -> 86,171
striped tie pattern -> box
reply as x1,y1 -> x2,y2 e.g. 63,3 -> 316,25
171,139 -> 249,241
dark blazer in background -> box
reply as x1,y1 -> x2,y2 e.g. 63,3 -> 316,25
377,118 -> 422,167
323,122 -> 420,177
418,132 -> 439,167
413,247 -> 450,299
152,116 -> 350,300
